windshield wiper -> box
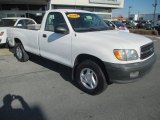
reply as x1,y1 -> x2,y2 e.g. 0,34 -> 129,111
88,27 -> 100,31
88,27 -> 110,31
75,28 -> 97,32
75,27 -> 109,32
98,27 -> 109,31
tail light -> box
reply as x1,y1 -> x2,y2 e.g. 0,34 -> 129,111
0,32 -> 4,36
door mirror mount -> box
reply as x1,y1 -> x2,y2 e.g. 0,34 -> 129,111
17,24 -> 22,27
54,25 -> 69,34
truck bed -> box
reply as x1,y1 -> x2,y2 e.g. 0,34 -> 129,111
7,26 -> 40,55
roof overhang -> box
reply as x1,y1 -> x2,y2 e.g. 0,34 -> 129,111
0,0 -> 48,4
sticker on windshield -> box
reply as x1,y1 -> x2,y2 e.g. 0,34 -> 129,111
86,16 -> 92,20
67,14 -> 80,18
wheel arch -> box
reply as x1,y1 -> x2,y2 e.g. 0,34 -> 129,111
14,38 -> 29,62
72,54 -> 110,83
14,38 -> 26,50
14,38 -> 22,44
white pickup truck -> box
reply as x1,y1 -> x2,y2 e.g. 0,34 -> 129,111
8,9 -> 156,95
0,17 -> 37,46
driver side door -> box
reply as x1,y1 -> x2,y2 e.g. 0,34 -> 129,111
39,12 -> 72,67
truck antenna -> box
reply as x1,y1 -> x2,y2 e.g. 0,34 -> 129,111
75,0 -> 77,10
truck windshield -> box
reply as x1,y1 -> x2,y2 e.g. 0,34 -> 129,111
0,19 -> 17,27
66,12 -> 109,32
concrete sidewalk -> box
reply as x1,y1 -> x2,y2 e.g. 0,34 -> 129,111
0,48 -> 12,56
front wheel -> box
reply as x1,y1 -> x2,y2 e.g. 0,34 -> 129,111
14,43 -> 29,62
76,60 -> 108,95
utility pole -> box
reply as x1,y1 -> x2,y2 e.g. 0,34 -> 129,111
138,11 -> 140,21
152,0 -> 158,25
128,6 -> 132,19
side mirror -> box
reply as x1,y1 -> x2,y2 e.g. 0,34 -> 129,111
54,25 -> 69,34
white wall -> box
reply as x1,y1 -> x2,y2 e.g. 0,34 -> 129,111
51,0 -> 124,8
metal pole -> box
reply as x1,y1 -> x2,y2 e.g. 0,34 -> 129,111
153,0 -> 157,26
128,6 -> 132,19
138,11 -> 140,21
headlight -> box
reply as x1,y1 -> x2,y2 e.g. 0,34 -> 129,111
114,49 -> 138,61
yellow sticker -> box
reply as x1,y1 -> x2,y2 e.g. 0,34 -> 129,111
67,14 -> 80,18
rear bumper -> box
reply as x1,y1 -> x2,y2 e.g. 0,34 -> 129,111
104,54 -> 156,83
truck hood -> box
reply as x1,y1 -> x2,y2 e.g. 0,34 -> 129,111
76,30 -> 152,49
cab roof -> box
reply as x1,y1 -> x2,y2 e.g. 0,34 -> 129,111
47,9 -> 91,13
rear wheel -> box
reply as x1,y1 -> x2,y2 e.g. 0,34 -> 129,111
5,39 -> 9,48
76,60 -> 108,95
14,43 -> 29,62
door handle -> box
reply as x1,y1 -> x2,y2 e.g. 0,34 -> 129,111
43,34 -> 47,38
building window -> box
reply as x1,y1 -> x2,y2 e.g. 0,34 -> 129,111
28,5 -> 45,11
82,7 -> 94,12
1,4 -> 27,10
94,8 -> 111,13
0,4 -> 46,11
158,15 -> 160,20
97,14 -> 112,20
53,5 -> 75,9
52,5 -> 111,13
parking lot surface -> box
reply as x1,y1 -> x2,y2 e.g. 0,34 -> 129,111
0,36 -> 160,120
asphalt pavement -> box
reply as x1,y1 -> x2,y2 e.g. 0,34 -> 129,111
0,36 -> 160,120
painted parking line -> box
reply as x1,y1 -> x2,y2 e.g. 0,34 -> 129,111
153,39 -> 157,42
155,37 -> 160,40
145,35 -> 160,42
0,48 -> 12,56
153,37 -> 160,42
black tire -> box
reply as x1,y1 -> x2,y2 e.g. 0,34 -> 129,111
5,39 -> 10,48
14,43 -> 29,62
76,60 -> 108,95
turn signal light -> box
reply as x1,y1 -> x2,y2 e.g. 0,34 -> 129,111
114,50 -> 123,60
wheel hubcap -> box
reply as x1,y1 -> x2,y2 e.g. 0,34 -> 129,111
16,47 -> 22,59
80,68 -> 98,90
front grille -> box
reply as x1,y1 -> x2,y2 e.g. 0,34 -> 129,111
140,42 -> 154,59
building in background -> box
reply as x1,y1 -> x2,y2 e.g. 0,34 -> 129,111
0,0 -> 49,23
51,0 -> 124,20
0,0 -> 124,23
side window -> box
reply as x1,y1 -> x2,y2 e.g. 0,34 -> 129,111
24,19 -> 35,25
17,20 -> 25,26
45,12 -> 67,32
